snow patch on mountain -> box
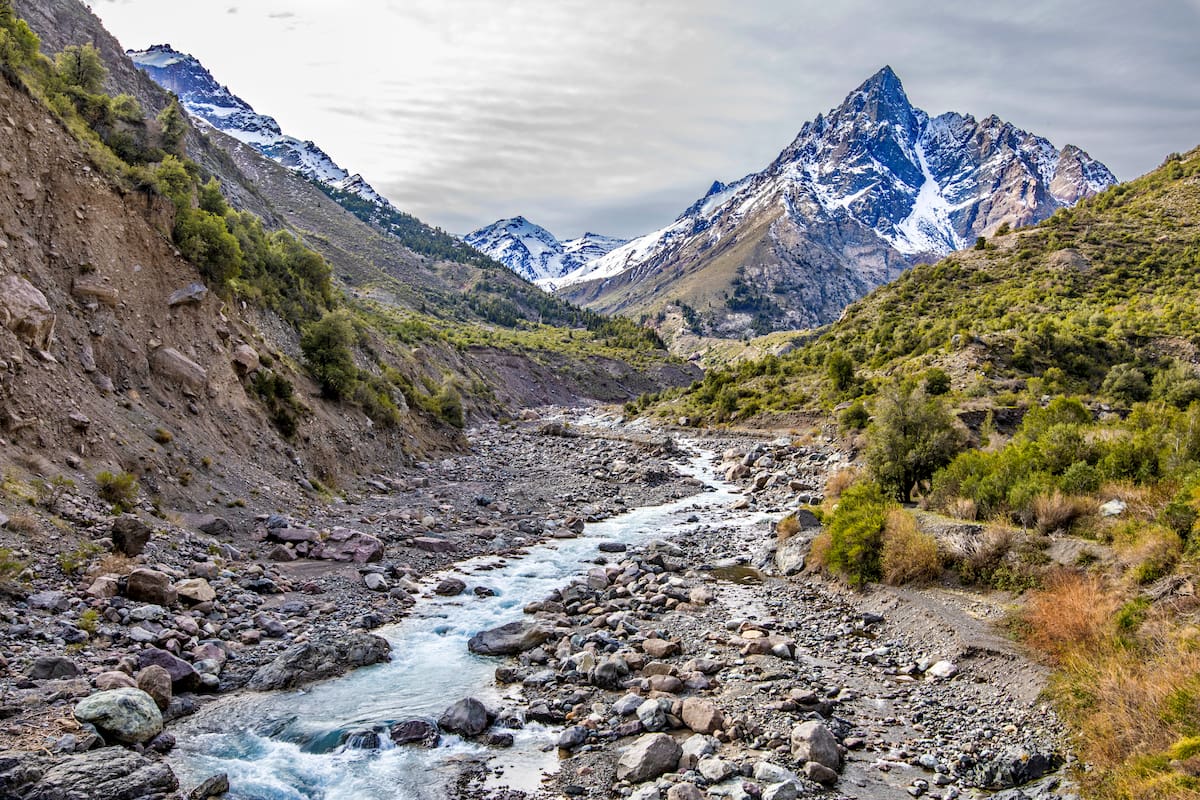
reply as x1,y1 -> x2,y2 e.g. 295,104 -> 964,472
464,217 -> 625,286
129,44 -> 386,207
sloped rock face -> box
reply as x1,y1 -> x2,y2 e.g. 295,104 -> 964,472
247,633 -> 391,690
0,748 -> 178,799
558,67 -> 1115,337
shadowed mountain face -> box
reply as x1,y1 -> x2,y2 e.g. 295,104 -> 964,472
480,67 -> 1115,337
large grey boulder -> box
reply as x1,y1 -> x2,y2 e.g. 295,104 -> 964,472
125,568 -> 176,606
437,698 -> 491,738
0,748 -> 178,800
151,347 -> 207,390
467,621 -> 554,656
311,528 -> 384,563
248,632 -> 390,690
111,516 -> 152,557
790,720 -> 841,772
73,688 -> 163,744
0,274 -> 54,349
137,647 -> 201,692
616,732 -> 683,783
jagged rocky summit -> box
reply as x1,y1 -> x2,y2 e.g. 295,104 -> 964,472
480,66 -> 1117,336
464,217 -> 626,287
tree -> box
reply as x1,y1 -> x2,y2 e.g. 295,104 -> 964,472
157,100 -> 187,154
826,350 -> 855,393
54,43 -> 106,93
867,380 -> 964,502
1101,362 -> 1150,405
0,1 -> 41,69
174,208 -> 243,285
300,311 -> 359,400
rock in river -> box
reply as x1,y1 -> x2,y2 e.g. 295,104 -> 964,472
248,632 -> 391,690
467,621 -> 554,656
73,687 -> 163,744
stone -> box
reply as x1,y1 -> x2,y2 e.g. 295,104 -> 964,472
615,732 -> 683,783
389,719 -> 440,747
188,773 -> 230,800
30,655 -> 80,680
138,648 -> 201,693
231,343 -> 260,374
87,575 -> 119,599
667,783 -> 705,800
678,734 -> 717,770
363,573 -> 388,592
73,688 -> 163,744
435,577 -> 466,596
312,528 -> 384,563
681,697 -> 725,735
438,697 -> 491,737
804,761 -> 839,786
197,515 -> 235,537
764,780 -> 801,799
697,756 -> 736,782
175,578 -> 216,605
0,274 -> 55,348
642,638 -> 680,659
137,665 -> 173,711
1100,498 -> 1127,517
126,568 -> 177,606
467,621 -> 554,656
111,515 -> 152,557
0,749 -> 177,799
791,720 -> 841,771
266,525 -> 316,544
557,725 -> 589,750
168,283 -> 208,307
613,693 -> 644,716
636,698 -> 672,732
72,277 -> 120,306
591,657 -> 630,689
152,347 -> 207,390
926,660 -> 958,679
94,670 -> 137,690
248,632 -> 390,690
28,591 -> 68,611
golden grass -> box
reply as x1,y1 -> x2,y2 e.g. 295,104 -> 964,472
824,467 -> 861,502
776,513 -> 801,541
1021,570 -> 1118,663
880,508 -> 941,586
1034,490 -> 1092,534
807,530 -> 832,571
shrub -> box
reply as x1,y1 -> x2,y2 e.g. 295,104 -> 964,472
825,350 -> 855,393
32,475 -> 74,512
301,310 -> 359,399
1060,461 -> 1102,495
433,381 -> 465,428
1152,361 -> 1200,409
152,427 -> 173,445
838,400 -> 869,432
824,481 -> 892,588
881,508 -> 941,585
78,608 -> 99,635
1034,490 -> 1089,534
0,547 -> 25,583
1102,363 -> 1151,405
956,524 -> 1015,585
824,467 -> 861,501
924,368 -> 951,396
58,541 -> 101,575
174,207 -> 243,285
96,470 -> 139,510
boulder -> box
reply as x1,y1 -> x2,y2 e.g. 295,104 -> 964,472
197,515 -> 235,538
167,283 -> 208,307
790,720 -> 841,772
0,274 -> 54,349
94,670 -> 137,691
188,773 -> 230,800
175,578 -> 216,605
73,688 -> 163,744
438,698 -> 491,737
615,732 -> 683,783
72,277 -> 120,306
681,697 -> 725,735
467,621 -> 554,656
642,638 -> 681,659
125,569 -> 177,606
30,655 -> 80,681
231,344 -> 260,374
389,719 -> 440,747
248,632 -> 390,691
0,748 -> 177,799
265,525 -> 316,544
138,648 -> 201,693
111,515 -> 152,557
557,725 -> 589,750
311,528 -> 384,563
434,577 -> 466,596
151,347 -> 207,390
137,665 -> 173,711
412,536 -> 456,553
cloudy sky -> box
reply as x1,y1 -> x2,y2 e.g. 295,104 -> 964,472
93,0 -> 1200,239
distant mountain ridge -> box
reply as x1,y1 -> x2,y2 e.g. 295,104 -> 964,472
129,44 -> 388,206
464,217 -> 625,286
487,67 -> 1117,337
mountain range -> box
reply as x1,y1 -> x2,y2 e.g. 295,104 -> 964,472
463,217 -> 625,285
471,67 -> 1116,336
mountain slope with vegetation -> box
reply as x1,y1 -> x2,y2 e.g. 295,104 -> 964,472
641,146 -> 1200,800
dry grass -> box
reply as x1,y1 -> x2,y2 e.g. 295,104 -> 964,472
824,467 -> 862,502
1118,524 -> 1183,586
89,552 -> 135,577
1021,570 -> 1118,664
881,508 -> 942,585
1100,480 -> 1175,520
1033,490 -> 1092,534
4,512 -> 39,534
807,530 -> 832,571
946,496 -> 978,521
776,513 -> 801,541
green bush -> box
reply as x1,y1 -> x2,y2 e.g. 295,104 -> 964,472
867,380 -> 964,502
839,400 -> 870,432
824,481 -> 892,588
1102,363 -> 1151,405
433,382 -> 465,429
301,311 -> 359,399
96,470 -> 139,510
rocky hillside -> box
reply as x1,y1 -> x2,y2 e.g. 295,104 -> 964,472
557,67 -> 1115,337
464,216 -> 625,286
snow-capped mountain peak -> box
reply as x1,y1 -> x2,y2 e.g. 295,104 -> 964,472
129,44 -> 386,205
464,218 -> 626,287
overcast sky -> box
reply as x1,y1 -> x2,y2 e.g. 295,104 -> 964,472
92,0 -> 1200,239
